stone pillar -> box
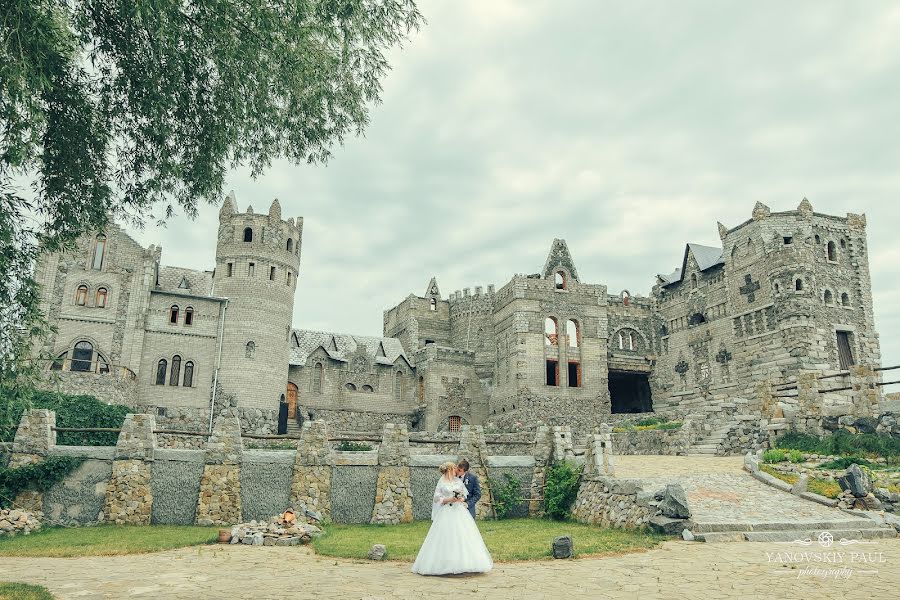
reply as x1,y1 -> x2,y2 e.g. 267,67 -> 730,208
196,416 -> 243,526
371,423 -> 413,524
850,365 -> 879,417
796,371 -> 822,433
583,424 -> 615,477
8,409 -> 56,514
551,426 -> 574,462
290,420 -> 332,520
528,426 -> 552,517
103,414 -> 156,525
457,425 -> 493,519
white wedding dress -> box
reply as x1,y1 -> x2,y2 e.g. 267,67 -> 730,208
411,477 -> 493,575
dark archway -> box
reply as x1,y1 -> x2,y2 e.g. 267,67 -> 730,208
609,371 -> 653,413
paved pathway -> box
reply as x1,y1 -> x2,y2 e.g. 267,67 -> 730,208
614,455 -> 874,529
6,539 -> 899,599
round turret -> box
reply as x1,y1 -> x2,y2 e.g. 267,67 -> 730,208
213,193 -> 303,416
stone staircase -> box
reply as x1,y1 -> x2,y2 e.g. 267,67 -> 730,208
692,518 -> 896,543
687,421 -> 736,455
286,420 -> 302,436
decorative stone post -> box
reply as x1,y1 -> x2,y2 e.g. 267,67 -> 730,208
457,425 -> 493,519
528,426 -> 552,517
796,371 -> 822,432
551,426 -> 575,462
8,409 -> 56,514
850,364 -> 879,417
196,416 -> 243,526
371,423 -> 413,524
290,420 -> 332,520
103,414 -> 156,524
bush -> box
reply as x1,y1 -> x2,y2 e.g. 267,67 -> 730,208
763,449 -> 786,463
635,417 -> 663,427
0,456 -> 84,509
0,387 -> 129,446
778,430 -> 900,461
817,456 -> 873,470
787,449 -> 805,463
544,461 -> 581,520
491,473 -> 522,520
336,441 -> 373,452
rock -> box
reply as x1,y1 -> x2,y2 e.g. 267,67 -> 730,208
552,536 -> 574,559
367,544 -> 387,560
649,516 -> 690,536
305,509 -> 323,522
682,529 -> 695,541
263,536 -> 276,546
852,417 -> 878,434
250,532 -> 264,546
860,493 -> 883,511
229,534 -> 240,545
791,474 -> 809,495
837,464 -> 871,498
884,513 -> 900,533
197,519 -> 214,527
658,484 -> 691,519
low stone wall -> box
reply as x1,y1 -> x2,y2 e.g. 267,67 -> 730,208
40,370 -> 137,407
610,429 -> 687,455
302,408 -> 417,432
573,477 -> 658,528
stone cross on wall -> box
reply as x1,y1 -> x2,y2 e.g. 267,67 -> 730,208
739,274 -> 761,303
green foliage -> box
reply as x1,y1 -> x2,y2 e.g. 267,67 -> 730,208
0,582 -> 55,600
490,473 -> 522,520
0,0 -> 424,390
818,456 -> 874,470
0,387 -> 129,445
336,441 -> 373,452
0,524 -> 218,557
612,418 -> 682,433
787,449 -> 805,464
0,456 -> 83,508
543,461 -> 581,521
635,417 -> 664,427
763,449 -> 786,463
778,431 -> 900,461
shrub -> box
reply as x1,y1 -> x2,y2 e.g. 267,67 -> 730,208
656,421 -> 683,430
787,449 -> 805,463
763,449 -> 786,463
544,461 -> 581,520
0,456 -> 84,508
635,417 -> 663,427
777,430 -> 900,460
336,441 -> 373,452
817,456 -> 873,470
491,473 -> 522,520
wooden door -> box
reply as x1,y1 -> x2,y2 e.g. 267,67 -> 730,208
286,383 -> 298,419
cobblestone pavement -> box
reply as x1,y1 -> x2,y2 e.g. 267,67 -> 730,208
614,455 -> 872,526
5,539 -> 899,599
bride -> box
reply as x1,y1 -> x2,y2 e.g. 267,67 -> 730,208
411,461 -> 493,575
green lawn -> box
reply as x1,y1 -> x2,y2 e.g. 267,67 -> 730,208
0,582 -> 54,600
313,519 -> 663,561
0,525 -> 218,558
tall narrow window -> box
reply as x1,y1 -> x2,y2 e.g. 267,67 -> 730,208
841,293 -> 851,307
227,263 -> 233,277
169,355 -> 181,386
618,332 -> 625,350
827,241 -> 837,261
92,235 -> 106,270
546,360 -> 559,386
566,319 -> 579,347
169,305 -> 179,324
287,271 -> 293,286
286,238 -> 293,252
96,287 -> 108,308
270,266 -> 276,281
555,271 -> 566,289
836,331 -> 855,369
394,371 -> 403,401
628,331 -> 636,351
448,416 -> 461,432
71,341 -> 93,372
155,359 -> 167,385
312,363 -> 323,393
184,307 -> 194,326
691,273 -> 698,289
243,227 -> 253,242
824,290 -> 834,306
568,362 -> 581,387
544,317 -> 558,346
246,341 -> 256,358
430,298 -> 437,311
795,278 -> 804,291
248,262 -> 255,277
182,361 -> 194,387
75,285 -> 88,306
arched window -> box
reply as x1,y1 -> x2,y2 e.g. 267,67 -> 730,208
691,273 -> 698,290
795,278 -> 804,291
182,361 -> 194,387
75,285 -> 88,306
774,282 -> 781,294
169,305 -> 179,324
566,319 -> 579,347
448,416 -> 461,432
71,341 -> 93,372
840,238 -> 847,249
184,307 -> 193,326
243,227 -> 253,242
362,384 -> 374,392
430,298 -> 436,311
617,329 -> 637,351
824,290 -> 834,306
815,234 -> 821,244
555,271 -> 566,290
622,290 -> 630,306
245,341 -> 256,359
92,235 -> 106,270
286,238 -> 293,252
394,371 -> 403,401
155,359 -> 167,385
544,317 -> 558,346
95,287 -> 108,308
841,293 -> 851,307
169,355 -> 181,386
312,363 -> 323,393
827,241 -> 837,261
618,331 -> 625,350
50,351 -> 67,371
688,312 -> 707,326
345,382 -> 357,391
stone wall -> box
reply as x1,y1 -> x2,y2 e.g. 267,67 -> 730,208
40,370 -> 137,408
610,428 -> 689,456
371,424 -> 413,524
572,477 -> 659,528
196,416 -> 243,526
103,414 -> 156,525
290,420 -> 333,520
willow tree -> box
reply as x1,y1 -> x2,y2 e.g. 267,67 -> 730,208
0,0 -> 423,386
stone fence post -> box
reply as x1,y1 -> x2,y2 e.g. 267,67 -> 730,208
551,426 -> 575,462
8,409 -> 56,514
458,425 -> 493,519
850,365 -> 879,417
371,423 -> 413,524
196,415 -> 243,526
584,424 -> 615,477
528,426 -> 552,517
290,420 -> 332,520
103,414 -> 156,525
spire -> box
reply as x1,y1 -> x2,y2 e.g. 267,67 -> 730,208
752,201 -> 770,221
797,197 -> 813,217
219,190 -> 237,216
717,221 -> 728,240
424,277 -> 441,299
268,198 -> 282,220
542,239 -> 579,282
246,205 -> 254,215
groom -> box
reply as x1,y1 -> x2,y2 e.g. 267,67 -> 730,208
457,460 -> 481,519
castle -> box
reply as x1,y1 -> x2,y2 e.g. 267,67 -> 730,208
33,196 -> 883,438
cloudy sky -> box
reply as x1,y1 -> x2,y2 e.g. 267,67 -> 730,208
125,1 -> 900,368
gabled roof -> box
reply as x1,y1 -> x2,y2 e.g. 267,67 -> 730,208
290,329 -> 409,367
157,266 -> 215,296
542,238 -> 580,281
661,243 -> 724,287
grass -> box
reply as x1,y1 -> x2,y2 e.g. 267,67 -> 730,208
0,525 -> 218,558
312,519 -> 663,561
0,582 -> 54,600
777,431 -> 900,463
760,465 -> 842,499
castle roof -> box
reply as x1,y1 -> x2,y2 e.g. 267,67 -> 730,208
157,266 -> 215,296
660,243 -> 724,287
289,329 -> 409,367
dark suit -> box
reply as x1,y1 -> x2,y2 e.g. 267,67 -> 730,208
461,471 -> 481,519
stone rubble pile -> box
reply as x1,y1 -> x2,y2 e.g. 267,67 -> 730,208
0,509 -> 41,536
228,515 -> 323,547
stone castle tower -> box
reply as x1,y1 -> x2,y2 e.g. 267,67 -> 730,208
213,193 -> 303,410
